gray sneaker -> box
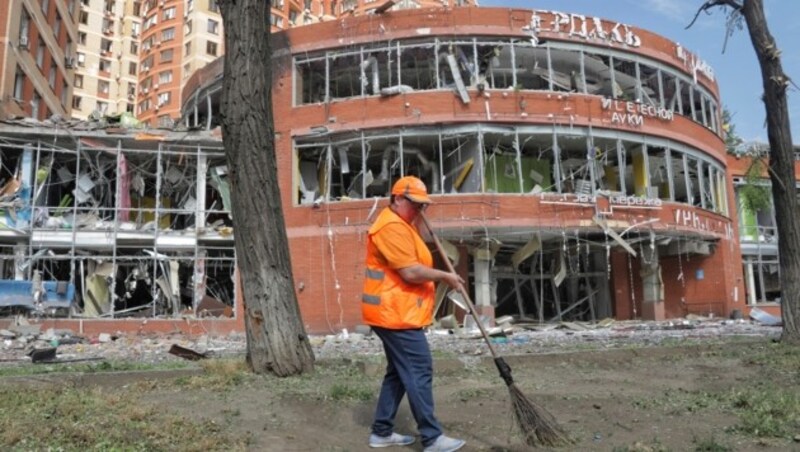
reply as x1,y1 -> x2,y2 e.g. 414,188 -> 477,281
369,432 -> 416,448
423,435 -> 465,452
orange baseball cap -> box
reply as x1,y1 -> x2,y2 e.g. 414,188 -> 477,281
391,176 -> 432,204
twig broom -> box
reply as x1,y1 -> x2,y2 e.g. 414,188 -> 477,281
420,213 -> 570,447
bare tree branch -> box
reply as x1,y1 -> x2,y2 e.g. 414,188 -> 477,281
686,0 -> 743,29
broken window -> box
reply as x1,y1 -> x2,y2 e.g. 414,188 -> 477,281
399,132 -> 443,195
547,46 -> 583,93
492,238 -> 611,323
592,136 -> 624,193
483,129 -> 523,193
513,42 -> 548,90
441,130 -> 481,194
685,155 -> 702,208
662,70 -> 679,113
476,41 -> 514,90
516,131 -> 556,193
639,63 -> 663,108
678,78 -> 693,119
743,257 -> 781,304
620,141 -> 648,197
583,52 -> 615,97
295,56 -> 326,104
398,43 -> 437,91
438,40 -> 476,90
295,143 -> 328,205
736,181 -> 774,242
715,169 -> 728,215
700,160 -> 715,211
612,56 -> 640,102
329,50 -> 361,100
363,43 -> 400,95
647,145 -> 670,200
556,132 -> 593,195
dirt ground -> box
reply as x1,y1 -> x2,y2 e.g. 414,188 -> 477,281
134,338 -> 798,452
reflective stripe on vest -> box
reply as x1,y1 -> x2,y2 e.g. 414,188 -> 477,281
362,268 -> 385,305
362,294 -> 381,305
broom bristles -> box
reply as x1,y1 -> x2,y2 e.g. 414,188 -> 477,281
508,383 -> 571,447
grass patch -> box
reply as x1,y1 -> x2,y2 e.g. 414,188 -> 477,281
328,383 -> 373,402
634,385 -> 799,439
728,387 -> 800,438
0,385 -> 247,451
741,342 -> 800,382
267,361 -> 377,402
692,435 -> 732,451
171,358 -> 251,391
0,359 -> 191,378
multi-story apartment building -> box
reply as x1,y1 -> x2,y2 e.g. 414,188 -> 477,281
71,0 -> 141,120
135,0 -> 190,127
0,0 -> 79,121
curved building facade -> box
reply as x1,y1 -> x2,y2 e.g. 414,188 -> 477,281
183,7 -> 745,333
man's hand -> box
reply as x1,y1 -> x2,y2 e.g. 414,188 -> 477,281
440,271 -> 465,293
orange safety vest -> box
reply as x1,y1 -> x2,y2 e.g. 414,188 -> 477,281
362,208 -> 435,329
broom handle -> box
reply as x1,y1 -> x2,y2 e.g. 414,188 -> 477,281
420,213 -> 500,360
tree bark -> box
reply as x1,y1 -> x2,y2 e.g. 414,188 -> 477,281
740,0 -> 800,343
217,0 -> 315,374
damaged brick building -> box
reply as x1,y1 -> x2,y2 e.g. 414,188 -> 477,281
0,123 -> 242,334
4,6 -> 794,335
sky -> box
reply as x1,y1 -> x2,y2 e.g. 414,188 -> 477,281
481,0 -> 799,144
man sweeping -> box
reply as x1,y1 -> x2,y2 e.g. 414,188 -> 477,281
362,176 -> 466,452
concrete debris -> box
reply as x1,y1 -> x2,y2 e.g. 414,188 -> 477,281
196,295 -> 234,318
0,318 -> 782,368
29,347 -> 57,363
168,344 -> 208,361
353,325 -> 372,336
439,314 -> 458,329
380,85 -> 413,96
749,307 -> 781,326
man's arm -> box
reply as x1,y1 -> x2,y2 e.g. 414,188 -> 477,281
398,265 -> 464,292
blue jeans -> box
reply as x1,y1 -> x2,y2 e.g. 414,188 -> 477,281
371,327 -> 443,447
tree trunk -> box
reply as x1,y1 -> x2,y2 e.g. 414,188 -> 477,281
741,0 -> 800,343
217,0 -> 315,374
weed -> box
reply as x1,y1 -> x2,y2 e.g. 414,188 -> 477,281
692,434 -> 731,451
728,388 -> 800,438
328,383 -> 373,402
455,387 -> 495,401
173,358 -> 251,391
633,385 -> 799,440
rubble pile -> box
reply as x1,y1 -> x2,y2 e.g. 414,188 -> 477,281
0,316 -> 782,368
